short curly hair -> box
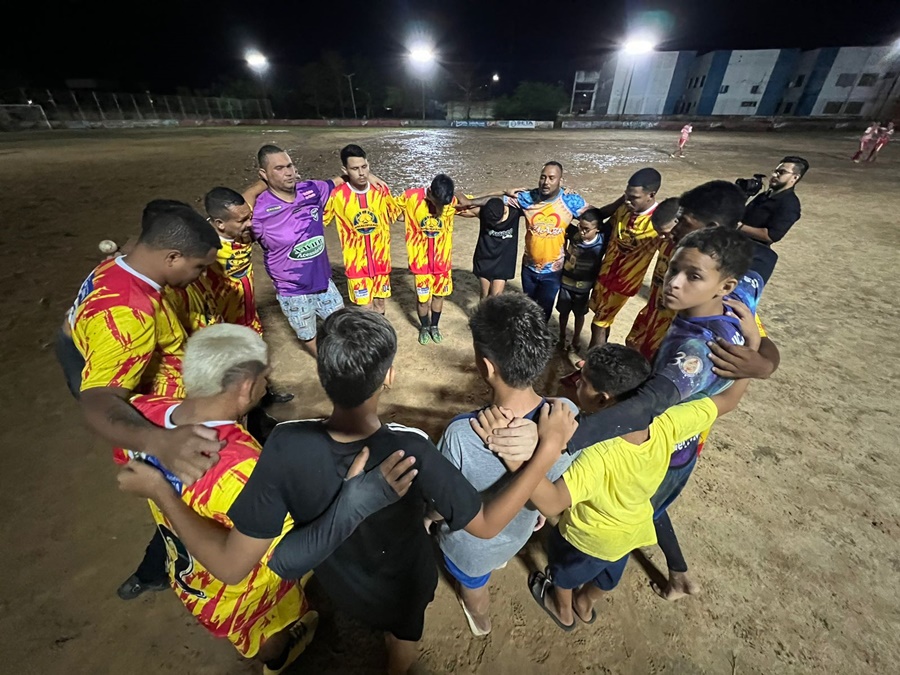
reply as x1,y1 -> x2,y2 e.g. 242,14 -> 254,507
675,226 -> 753,280
582,344 -> 651,399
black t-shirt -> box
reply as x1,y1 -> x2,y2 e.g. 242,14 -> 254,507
228,420 -> 481,640
472,205 -> 522,280
742,188 -> 801,245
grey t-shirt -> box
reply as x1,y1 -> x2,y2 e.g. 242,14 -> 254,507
436,398 -> 580,577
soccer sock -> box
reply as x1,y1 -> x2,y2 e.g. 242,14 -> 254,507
431,310 -> 442,327
418,312 -> 431,328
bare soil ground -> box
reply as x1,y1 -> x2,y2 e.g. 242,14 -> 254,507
1,127 -> 898,674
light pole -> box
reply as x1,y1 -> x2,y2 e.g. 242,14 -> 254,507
490,73 -> 499,99
408,46 -> 436,120
245,50 -> 270,117
618,38 -> 656,118
344,73 -> 358,119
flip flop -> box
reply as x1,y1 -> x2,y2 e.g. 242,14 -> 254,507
574,604 -> 597,624
528,571 -> 575,632
457,596 -> 491,637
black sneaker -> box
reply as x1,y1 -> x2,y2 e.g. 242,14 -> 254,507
116,574 -> 168,600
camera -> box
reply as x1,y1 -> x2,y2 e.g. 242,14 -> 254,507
735,174 -> 767,199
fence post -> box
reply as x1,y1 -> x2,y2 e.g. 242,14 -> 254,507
92,91 -> 106,121
164,97 -> 172,119
113,93 -> 123,118
131,94 -> 143,120
178,96 -> 187,119
147,92 -> 157,118
70,90 -> 86,122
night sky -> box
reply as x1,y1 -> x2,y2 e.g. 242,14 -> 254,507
7,0 -> 900,91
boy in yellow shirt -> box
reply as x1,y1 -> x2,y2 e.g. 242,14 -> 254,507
525,344 -> 749,630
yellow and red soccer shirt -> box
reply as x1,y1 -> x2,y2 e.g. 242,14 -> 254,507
508,188 -> 588,273
206,237 -> 262,335
165,275 -> 218,336
114,396 -> 304,658
69,257 -> 186,397
597,202 -> 659,297
395,187 -> 458,275
324,183 -> 399,279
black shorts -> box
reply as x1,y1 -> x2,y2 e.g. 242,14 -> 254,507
547,526 -> 629,591
55,328 -> 85,399
555,287 -> 591,316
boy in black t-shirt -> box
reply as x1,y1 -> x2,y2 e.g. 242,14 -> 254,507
459,197 -> 523,299
556,208 -> 607,353
119,308 -> 576,675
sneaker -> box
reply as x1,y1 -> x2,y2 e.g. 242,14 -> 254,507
430,326 -> 443,343
418,327 -> 432,345
116,574 -> 168,600
263,611 -> 319,675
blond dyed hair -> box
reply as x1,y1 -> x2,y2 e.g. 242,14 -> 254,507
183,323 -> 268,398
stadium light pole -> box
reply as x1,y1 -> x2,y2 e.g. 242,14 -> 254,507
246,50 -> 270,117
618,38 -> 656,117
408,46 -> 436,120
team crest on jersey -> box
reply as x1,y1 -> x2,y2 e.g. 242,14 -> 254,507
289,235 -> 325,260
673,352 -> 703,376
531,212 -> 563,236
420,215 -> 444,238
353,208 -> 379,235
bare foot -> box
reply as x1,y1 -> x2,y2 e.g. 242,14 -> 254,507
652,570 -> 700,601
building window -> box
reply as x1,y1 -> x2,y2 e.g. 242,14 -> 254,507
858,73 -> 878,87
836,73 -> 856,87
750,85 -> 761,94
794,75 -> 805,87
884,72 -> 898,80
700,75 -> 706,87
720,85 -> 729,94
740,101 -> 757,107
783,102 -> 794,114
823,101 -> 843,114
845,101 -> 864,114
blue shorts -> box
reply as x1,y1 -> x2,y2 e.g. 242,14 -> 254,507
276,279 -> 344,341
651,454 -> 698,519
547,526 -> 628,591
443,554 -> 491,589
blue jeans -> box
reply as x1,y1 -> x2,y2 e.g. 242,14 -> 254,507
521,267 -> 562,321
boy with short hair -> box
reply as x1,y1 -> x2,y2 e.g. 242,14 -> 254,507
589,168 -> 661,347
557,208 -> 608,352
121,308 -> 576,675
324,144 -> 399,314
394,173 -> 460,344
525,343 -> 748,630
459,196 -> 523,299
436,293 -> 580,636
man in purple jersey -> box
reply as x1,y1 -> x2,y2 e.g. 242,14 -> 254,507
251,145 -> 347,357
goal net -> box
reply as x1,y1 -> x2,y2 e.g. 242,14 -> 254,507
0,104 -> 52,131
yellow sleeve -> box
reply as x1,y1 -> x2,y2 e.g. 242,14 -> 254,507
79,307 -> 156,392
323,193 -> 337,227
561,443 -> 607,506
755,312 -> 767,338
656,398 -> 719,446
393,191 -> 408,220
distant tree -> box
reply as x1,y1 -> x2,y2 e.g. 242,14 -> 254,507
321,50 -> 347,118
494,81 -> 567,120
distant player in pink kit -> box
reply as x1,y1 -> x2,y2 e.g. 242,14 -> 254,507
852,121 -> 880,163
866,122 -> 894,162
673,124 -> 692,158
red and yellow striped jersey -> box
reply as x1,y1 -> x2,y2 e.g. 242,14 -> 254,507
206,238 -> 262,335
598,203 -> 659,297
117,396 -> 302,658
165,275 -> 217,336
324,183 -> 398,279
395,187 -> 458,275
69,257 -> 186,397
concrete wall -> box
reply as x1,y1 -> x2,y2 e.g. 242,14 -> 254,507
608,51 -> 684,115
712,49 -> 781,115
810,46 -> 893,116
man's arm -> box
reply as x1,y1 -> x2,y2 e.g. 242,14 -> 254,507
739,224 -> 773,244
528,476 -> 572,519
709,336 -> 780,379
462,402 -> 577,539
595,195 -> 626,221
242,180 -> 268,210
463,192 -> 506,207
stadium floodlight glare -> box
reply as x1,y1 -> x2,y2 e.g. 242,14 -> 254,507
492,73 -> 500,82
245,50 -> 268,72
409,46 -> 436,64
622,38 -> 656,55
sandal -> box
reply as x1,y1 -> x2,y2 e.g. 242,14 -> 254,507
528,571 -> 575,632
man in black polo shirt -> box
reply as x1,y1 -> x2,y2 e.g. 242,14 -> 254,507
739,156 -> 807,283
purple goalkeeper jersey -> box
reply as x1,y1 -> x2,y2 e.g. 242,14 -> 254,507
251,180 -> 335,296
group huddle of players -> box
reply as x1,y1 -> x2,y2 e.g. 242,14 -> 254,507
60,139 -> 789,674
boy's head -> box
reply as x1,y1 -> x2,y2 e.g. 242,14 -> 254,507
623,167 -> 661,214
662,227 -> 753,312
671,180 -> 746,244
469,293 -> 553,390
138,199 -> 220,288
340,144 -> 369,191
650,197 -> 680,239
577,344 -> 651,413
318,309 -> 397,409
204,187 -> 253,242
426,173 -> 455,209
481,197 -> 506,227
576,208 -> 602,240
183,323 -> 270,417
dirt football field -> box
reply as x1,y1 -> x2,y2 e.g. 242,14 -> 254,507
1,126 -> 898,675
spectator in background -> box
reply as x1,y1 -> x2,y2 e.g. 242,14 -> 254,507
738,156 -> 807,284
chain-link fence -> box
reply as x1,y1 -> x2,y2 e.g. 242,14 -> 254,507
0,89 -> 273,129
